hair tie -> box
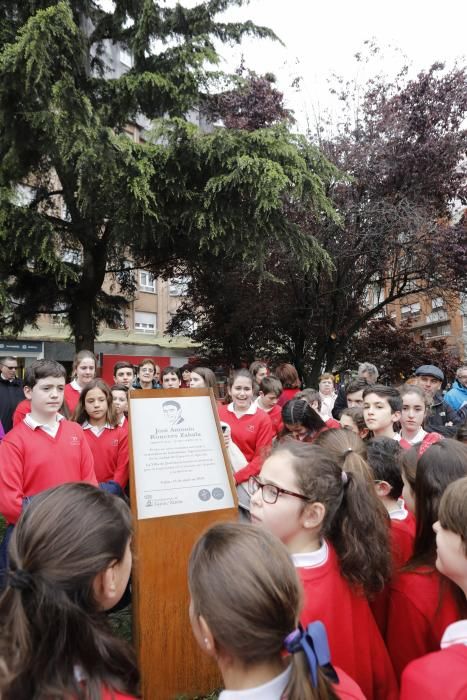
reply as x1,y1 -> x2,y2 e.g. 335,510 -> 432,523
9,569 -> 34,592
345,447 -> 353,454
341,471 -> 348,485
283,622 -> 338,687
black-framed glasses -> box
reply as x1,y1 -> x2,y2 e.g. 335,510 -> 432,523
2,365 -> 17,370
248,475 -> 309,505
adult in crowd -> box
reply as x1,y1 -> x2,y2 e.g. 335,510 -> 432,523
414,365 -> 463,436
132,359 -> 161,390
318,372 -> 337,420
0,356 -> 24,433
332,362 -> 378,419
444,365 -> 467,414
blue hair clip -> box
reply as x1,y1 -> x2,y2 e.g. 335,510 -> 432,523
284,621 -> 338,687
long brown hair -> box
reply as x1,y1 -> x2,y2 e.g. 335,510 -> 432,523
403,440 -> 467,571
439,476 -> 467,553
189,522 -> 338,700
273,439 -> 392,595
72,378 -> 117,427
0,483 -> 138,699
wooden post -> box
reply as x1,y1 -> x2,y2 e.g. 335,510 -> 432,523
128,389 -> 238,699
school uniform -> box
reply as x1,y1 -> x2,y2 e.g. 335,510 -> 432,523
218,403 -> 273,484
371,503 -> 416,635
0,415 -> 97,524
399,429 -> 443,455
12,398 -> 30,427
82,422 -> 129,489
255,400 -> 283,437
295,542 -> 398,700
386,566 -> 463,680
218,663 -> 366,700
101,687 -> 138,700
64,380 -> 81,414
399,619 -> 467,699
277,388 -> 300,407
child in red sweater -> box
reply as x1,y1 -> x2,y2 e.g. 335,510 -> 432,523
0,360 -> 97,583
0,360 -> 96,526
400,474 -> 467,699
63,350 -> 97,414
280,398 -> 339,444
255,375 -> 283,437
189,521 -> 366,699
249,439 -> 397,700
73,379 -> 129,495
386,440 -> 467,679
217,369 -> 273,487
0,482 -> 139,699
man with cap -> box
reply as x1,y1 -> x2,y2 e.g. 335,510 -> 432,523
415,364 -> 463,436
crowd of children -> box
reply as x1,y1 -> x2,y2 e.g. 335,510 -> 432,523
0,356 -> 467,698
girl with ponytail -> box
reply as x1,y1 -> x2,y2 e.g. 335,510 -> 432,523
0,482 -> 139,699
249,439 -> 397,700
189,522 -> 365,700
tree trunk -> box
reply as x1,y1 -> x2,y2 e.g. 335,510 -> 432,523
70,296 -> 95,353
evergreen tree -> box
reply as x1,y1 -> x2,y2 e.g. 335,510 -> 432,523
0,1 -> 336,350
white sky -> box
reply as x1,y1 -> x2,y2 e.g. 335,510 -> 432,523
99,0 -> 467,131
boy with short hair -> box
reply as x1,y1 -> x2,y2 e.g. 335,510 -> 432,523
255,376 -> 283,437
161,365 -> 181,389
345,378 -> 370,408
362,384 -> 402,439
367,437 -> 416,565
113,361 -> 135,389
0,360 -> 97,526
366,436 -> 416,635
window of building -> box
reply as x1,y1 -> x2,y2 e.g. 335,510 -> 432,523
431,297 -> 444,309
421,322 -> 451,338
134,311 -> 157,334
401,302 -> 421,320
169,276 -> 189,296
139,271 -> 156,293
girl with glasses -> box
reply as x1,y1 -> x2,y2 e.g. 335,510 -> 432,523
189,521 -> 365,700
249,440 -> 397,700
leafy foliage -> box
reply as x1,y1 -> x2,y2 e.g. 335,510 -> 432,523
168,58 -> 467,383
0,1 -> 337,351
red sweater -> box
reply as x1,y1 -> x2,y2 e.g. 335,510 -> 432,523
334,667 -> 367,699
101,688 -> 138,700
12,398 -> 30,427
257,403 -> 283,437
371,510 -> 416,636
64,383 -> 81,414
217,404 -> 273,484
386,567 -> 462,680
0,420 -> 97,524
298,544 -> 398,700
277,387 -> 300,407
400,644 -> 467,700
82,425 -> 129,488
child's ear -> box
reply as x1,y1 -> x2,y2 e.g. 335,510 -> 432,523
258,391 -> 265,398
302,501 -> 326,529
23,385 -> 33,400
374,481 -> 392,498
391,410 -> 401,424
198,615 -> 216,658
359,428 -> 370,440
92,560 -> 119,610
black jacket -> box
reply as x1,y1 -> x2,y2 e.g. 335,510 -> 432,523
425,392 -> 464,437
0,376 -> 24,432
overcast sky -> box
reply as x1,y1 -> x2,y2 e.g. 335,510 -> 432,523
100,1 -> 467,131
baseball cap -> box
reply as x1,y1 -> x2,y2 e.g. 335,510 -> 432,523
414,365 -> 444,382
